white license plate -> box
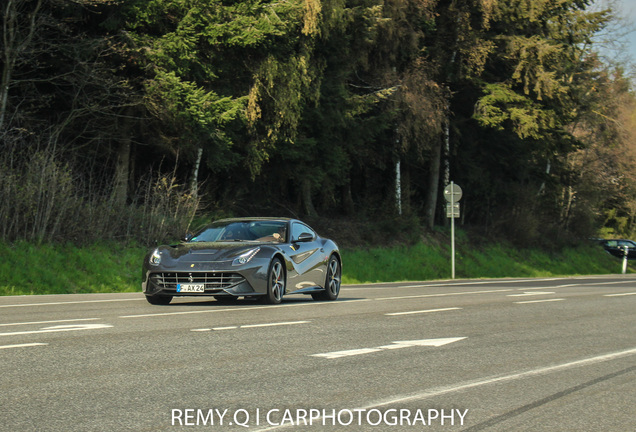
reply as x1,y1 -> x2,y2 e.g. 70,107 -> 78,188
177,283 -> 205,293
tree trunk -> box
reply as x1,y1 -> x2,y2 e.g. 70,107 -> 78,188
0,56 -> 12,131
424,140 -> 442,229
341,180 -> 354,216
111,107 -> 136,207
402,161 -> 411,214
0,0 -> 43,131
443,118 -> 450,186
395,159 -> 403,215
111,137 -> 130,208
301,177 -> 317,217
128,143 -> 136,200
190,147 -> 203,198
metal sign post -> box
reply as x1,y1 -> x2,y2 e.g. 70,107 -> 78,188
444,182 -> 462,279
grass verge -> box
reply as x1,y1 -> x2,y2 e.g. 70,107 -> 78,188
0,238 -> 630,296
341,241 -> 630,284
0,241 -> 146,296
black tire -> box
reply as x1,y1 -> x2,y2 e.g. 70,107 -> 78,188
145,295 -> 173,305
312,255 -> 341,301
264,257 -> 285,304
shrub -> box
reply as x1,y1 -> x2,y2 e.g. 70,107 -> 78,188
0,146 -> 198,246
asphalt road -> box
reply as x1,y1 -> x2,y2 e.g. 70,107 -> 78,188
1,276 -> 635,432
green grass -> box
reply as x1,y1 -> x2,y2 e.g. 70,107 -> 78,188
0,238 -> 630,296
341,241 -> 631,284
0,241 -> 146,295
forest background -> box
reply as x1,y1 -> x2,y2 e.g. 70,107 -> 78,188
2,0 -> 636,253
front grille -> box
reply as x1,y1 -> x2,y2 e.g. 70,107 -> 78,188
150,272 -> 245,292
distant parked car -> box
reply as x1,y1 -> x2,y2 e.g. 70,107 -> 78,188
142,217 -> 342,305
600,239 -> 636,259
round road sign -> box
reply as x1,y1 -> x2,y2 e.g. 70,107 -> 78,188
443,183 -> 463,203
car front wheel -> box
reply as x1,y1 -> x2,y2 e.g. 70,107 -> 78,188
264,258 -> 285,304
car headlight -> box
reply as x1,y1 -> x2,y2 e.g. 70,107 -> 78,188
149,249 -> 162,266
232,247 -> 260,266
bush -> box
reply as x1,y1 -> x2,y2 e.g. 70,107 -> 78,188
0,146 -> 198,246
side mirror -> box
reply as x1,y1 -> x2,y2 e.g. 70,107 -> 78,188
295,232 -> 314,243
182,233 -> 193,242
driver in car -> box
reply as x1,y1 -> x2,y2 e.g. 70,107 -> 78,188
257,226 -> 286,242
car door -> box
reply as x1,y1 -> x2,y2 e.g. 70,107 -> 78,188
285,222 -> 326,292
618,240 -> 636,258
604,240 -> 621,258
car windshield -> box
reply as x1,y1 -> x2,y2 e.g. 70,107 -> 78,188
604,240 -> 636,248
189,221 -> 287,243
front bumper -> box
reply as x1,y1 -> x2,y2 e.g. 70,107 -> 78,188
142,260 -> 269,297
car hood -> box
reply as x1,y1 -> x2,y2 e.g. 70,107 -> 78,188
159,242 -> 263,263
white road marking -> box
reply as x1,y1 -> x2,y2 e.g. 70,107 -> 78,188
0,323 -> 113,337
385,307 -> 462,316
553,281 -> 636,288
514,298 -> 565,304
192,321 -> 311,332
312,348 -> 382,359
122,302 -> 321,318
375,289 -> 513,301
334,299 -> 372,303
507,291 -> 555,297
345,278 -> 564,290
364,346 -> 636,407
587,280 -> 636,286
511,280 -> 636,290
121,288 -> 553,319
242,320 -> 310,328
0,298 -> 143,308
378,338 -> 467,348
0,343 -> 48,350
604,292 -> 636,297
257,346 -> 636,431
311,337 -> 466,359
399,279 -> 558,288
0,318 -> 100,327
121,289 -> 506,319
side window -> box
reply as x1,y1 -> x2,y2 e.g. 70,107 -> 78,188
291,223 -> 315,241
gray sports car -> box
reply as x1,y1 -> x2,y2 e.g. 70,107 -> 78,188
142,218 -> 342,305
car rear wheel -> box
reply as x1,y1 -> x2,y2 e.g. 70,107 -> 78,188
145,295 -> 172,305
312,255 -> 341,301
264,258 -> 285,304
